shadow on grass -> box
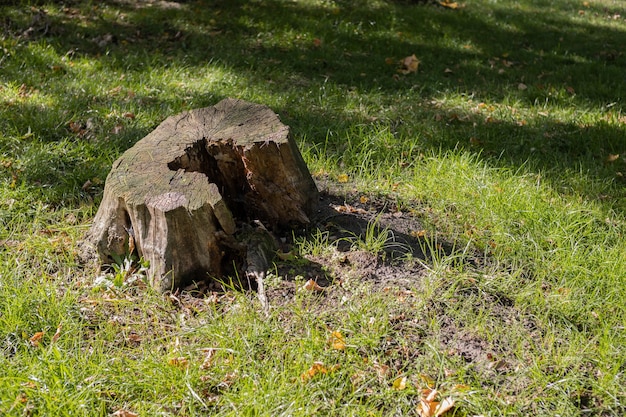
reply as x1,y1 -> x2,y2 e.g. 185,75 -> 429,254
1,0 -> 625,207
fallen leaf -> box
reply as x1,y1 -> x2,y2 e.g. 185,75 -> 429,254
334,204 -> 367,214
392,376 -> 408,390
301,361 -> 328,381
359,195 -> 369,204
127,333 -> 142,345
418,388 -> 455,417
112,124 -> 124,135
410,229 -> 427,238
109,86 -> 123,95
329,331 -> 346,350
312,38 -> 322,48
435,397 -> 456,416
398,54 -> 420,74
439,1 -> 459,9
518,83 -> 528,90
199,348 -> 216,369
606,153 -> 619,162
51,324 -> 62,343
337,173 -> 349,183
123,112 -> 135,119
112,410 -> 138,417
302,279 -> 325,292
29,331 -> 44,347
419,373 -> 435,388
373,361 -> 390,381
168,357 -> 189,368
68,120 -> 85,136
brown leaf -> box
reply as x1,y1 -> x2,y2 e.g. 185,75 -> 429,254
301,361 -> 328,381
302,279 -> 325,292
199,348 -> 216,369
29,331 -> 44,347
123,112 -> 135,119
68,121 -> 85,135
606,153 -> 620,162
112,410 -> 138,417
398,54 -> 420,74
112,124 -> 124,135
51,324 -> 62,343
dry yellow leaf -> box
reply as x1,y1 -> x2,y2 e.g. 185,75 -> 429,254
606,153 -> 620,162
337,173 -> 349,183
439,1 -> 459,9
168,357 -> 189,368
392,376 -> 408,390
329,331 -> 346,350
419,373 -> 435,388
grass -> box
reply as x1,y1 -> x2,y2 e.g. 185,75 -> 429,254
1,0 -> 625,415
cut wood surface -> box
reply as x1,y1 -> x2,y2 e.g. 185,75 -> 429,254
79,98 -> 318,292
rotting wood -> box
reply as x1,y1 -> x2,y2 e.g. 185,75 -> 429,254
79,98 -> 318,293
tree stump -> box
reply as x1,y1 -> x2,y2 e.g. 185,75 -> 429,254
79,98 -> 318,292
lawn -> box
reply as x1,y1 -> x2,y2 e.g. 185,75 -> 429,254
1,0 -> 625,415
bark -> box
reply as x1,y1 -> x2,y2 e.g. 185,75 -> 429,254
79,98 -> 318,292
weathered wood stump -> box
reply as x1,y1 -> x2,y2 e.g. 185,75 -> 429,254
79,98 -> 318,292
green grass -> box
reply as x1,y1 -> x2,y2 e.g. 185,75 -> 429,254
1,0 -> 625,415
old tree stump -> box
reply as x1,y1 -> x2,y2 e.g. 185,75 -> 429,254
79,98 -> 318,293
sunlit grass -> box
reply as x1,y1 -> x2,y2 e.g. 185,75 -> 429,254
1,0 -> 625,415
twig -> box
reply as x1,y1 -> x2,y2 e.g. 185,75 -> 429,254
248,270 -> 269,317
